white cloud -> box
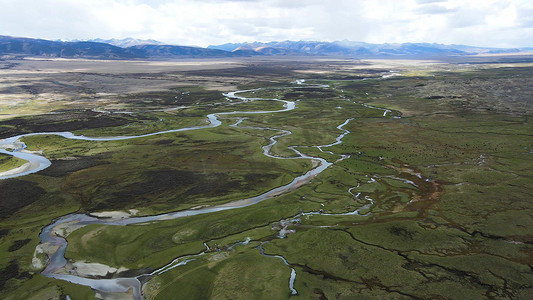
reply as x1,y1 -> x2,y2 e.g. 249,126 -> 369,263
0,0 -> 531,47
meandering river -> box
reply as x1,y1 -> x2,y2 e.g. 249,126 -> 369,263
0,82 -> 389,299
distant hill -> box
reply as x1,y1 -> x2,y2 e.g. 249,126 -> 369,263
86,38 -> 165,48
0,35 -> 529,60
130,44 -> 234,58
207,42 -> 247,52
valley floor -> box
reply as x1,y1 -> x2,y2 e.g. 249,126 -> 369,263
0,56 -> 532,299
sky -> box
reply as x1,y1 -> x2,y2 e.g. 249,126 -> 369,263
0,0 -> 532,48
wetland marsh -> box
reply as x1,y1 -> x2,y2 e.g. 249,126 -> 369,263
0,57 -> 532,299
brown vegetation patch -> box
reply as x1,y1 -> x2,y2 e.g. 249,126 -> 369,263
387,163 -> 445,216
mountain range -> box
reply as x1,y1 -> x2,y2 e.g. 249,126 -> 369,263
209,40 -> 524,57
0,35 -> 529,60
76,38 -> 165,48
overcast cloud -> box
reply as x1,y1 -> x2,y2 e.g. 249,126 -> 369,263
0,0 -> 531,47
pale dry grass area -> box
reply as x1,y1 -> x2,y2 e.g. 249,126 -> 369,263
12,57 -> 245,73
0,58 -> 249,118
1,56 -> 532,119
292,58 -> 473,77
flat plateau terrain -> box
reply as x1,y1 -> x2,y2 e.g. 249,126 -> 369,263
0,56 -> 532,299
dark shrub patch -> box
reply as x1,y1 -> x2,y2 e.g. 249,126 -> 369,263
8,239 -> 31,252
0,179 -> 45,218
39,158 -> 107,177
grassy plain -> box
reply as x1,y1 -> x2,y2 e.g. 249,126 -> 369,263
0,57 -> 532,299
0,154 -> 26,172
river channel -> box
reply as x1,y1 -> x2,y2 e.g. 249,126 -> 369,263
0,82 -> 386,299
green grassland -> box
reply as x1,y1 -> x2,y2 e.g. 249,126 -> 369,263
0,154 -> 26,172
1,60 -> 532,299
19,122 -> 313,214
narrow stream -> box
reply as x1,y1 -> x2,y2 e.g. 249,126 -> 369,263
258,243 -> 298,295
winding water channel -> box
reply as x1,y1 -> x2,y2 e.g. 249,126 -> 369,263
0,82 -> 389,299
